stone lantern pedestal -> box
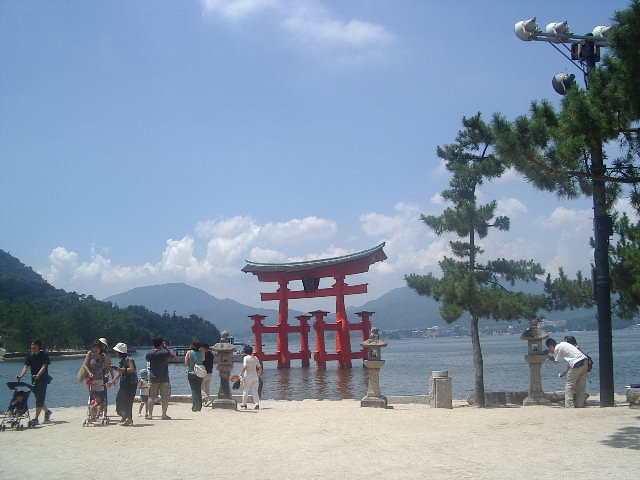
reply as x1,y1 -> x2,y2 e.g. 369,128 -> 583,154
211,331 -> 237,410
521,319 -> 551,406
361,327 -> 388,408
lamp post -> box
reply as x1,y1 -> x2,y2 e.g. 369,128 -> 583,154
514,17 -> 615,407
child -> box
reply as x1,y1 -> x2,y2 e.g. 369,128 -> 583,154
137,368 -> 149,418
9,392 -> 26,416
89,395 -> 103,420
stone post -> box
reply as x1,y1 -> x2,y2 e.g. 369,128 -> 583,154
429,370 -> 452,409
211,331 -> 237,410
521,318 -> 551,406
360,327 -> 388,408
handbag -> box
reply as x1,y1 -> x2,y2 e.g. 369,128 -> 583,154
193,363 -> 207,378
232,379 -> 241,390
77,365 -> 88,383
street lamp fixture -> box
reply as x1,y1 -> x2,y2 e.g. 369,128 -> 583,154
513,17 -> 616,407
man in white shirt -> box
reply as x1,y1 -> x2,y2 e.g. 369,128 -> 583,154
545,338 -> 589,408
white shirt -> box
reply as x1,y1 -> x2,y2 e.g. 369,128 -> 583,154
242,355 -> 260,380
554,342 -> 587,367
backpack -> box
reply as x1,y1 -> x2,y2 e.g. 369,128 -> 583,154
585,354 -> 593,372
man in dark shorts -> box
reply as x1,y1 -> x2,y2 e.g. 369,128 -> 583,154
145,337 -> 174,420
17,339 -> 52,424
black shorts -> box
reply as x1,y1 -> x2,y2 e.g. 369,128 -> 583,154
32,380 -> 48,408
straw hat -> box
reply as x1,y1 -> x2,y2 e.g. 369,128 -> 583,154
98,337 -> 108,347
113,342 -> 128,354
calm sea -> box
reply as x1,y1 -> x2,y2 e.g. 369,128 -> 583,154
1,329 -> 638,408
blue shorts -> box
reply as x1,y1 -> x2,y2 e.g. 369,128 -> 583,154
140,394 -> 149,403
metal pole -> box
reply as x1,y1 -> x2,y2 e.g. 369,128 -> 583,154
584,40 -> 615,407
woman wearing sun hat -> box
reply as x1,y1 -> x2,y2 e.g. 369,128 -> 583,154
108,342 -> 138,426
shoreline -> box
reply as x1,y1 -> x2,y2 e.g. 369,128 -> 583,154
1,396 -> 638,479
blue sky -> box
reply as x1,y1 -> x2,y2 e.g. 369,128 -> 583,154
1,0 -> 635,310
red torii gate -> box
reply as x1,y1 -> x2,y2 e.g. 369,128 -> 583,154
242,243 -> 387,369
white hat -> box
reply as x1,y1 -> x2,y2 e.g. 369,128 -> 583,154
113,342 -> 128,354
98,337 -> 108,347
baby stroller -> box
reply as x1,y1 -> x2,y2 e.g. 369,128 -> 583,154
82,377 -> 109,427
1,381 -> 35,431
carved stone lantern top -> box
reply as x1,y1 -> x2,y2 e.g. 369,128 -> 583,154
520,318 -> 549,342
361,327 -> 388,349
212,331 -> 237,354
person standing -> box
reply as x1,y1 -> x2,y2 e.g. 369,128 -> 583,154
545,337 -> 589,408
137,369 -> 150,418
185,340 -> 204,412
240,344 -> 262,410
146,337 -> 174,420
108,342 -> 137,426
16,339 -> 52,425
201,343 -> 214,404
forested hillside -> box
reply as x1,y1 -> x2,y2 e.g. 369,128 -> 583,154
0,250 -> 220,351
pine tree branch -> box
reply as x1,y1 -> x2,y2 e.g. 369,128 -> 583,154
518,150 -> 640,184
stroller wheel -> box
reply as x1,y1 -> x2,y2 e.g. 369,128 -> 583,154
0,424 -> 6,431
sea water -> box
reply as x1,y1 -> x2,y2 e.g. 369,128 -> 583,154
0,329 -> 637,408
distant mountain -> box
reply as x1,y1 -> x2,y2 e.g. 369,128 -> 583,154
349,282 -> 598,332
0,250 -> 57,302
104,283 -> 302,338
0,250 -> 220,350
347,286 -> 451,330
105,280 -> 600,341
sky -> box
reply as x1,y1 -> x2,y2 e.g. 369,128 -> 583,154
1,0 -> 636,311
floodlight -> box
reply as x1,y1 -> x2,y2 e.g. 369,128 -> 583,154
552,72 -> 575,95
545,21 -> 571,38
592,25 -> 610,40
514,17 -> 540,41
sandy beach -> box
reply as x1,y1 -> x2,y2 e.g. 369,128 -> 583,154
1,395 -> 638,479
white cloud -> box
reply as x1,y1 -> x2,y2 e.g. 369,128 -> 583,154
526,206 -> 593,277
282,2 -> 393,49
40,214 -> 343,305
430,193 -> 444,205
200,0 -> 394,62
493,166 -> 521,183
496,198 -> 527,218
39,198 -> 600,310
200,0 -> 279,19
534,206 -> 592,231
613,196 -> 640,221
261,216 -> 337,243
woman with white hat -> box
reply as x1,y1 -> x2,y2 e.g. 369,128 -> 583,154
108,342 -> 138,426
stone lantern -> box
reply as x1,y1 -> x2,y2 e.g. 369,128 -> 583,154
211,331 -> 237,410
360,327 -> 388,408
521,318 -> 551,406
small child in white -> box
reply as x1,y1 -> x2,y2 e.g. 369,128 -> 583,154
137,369 -> 149,418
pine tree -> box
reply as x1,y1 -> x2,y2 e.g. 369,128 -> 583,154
406,114 -> 546,407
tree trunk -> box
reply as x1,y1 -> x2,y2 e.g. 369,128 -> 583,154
470,313 -> 485,407
468,212 -> 485,407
